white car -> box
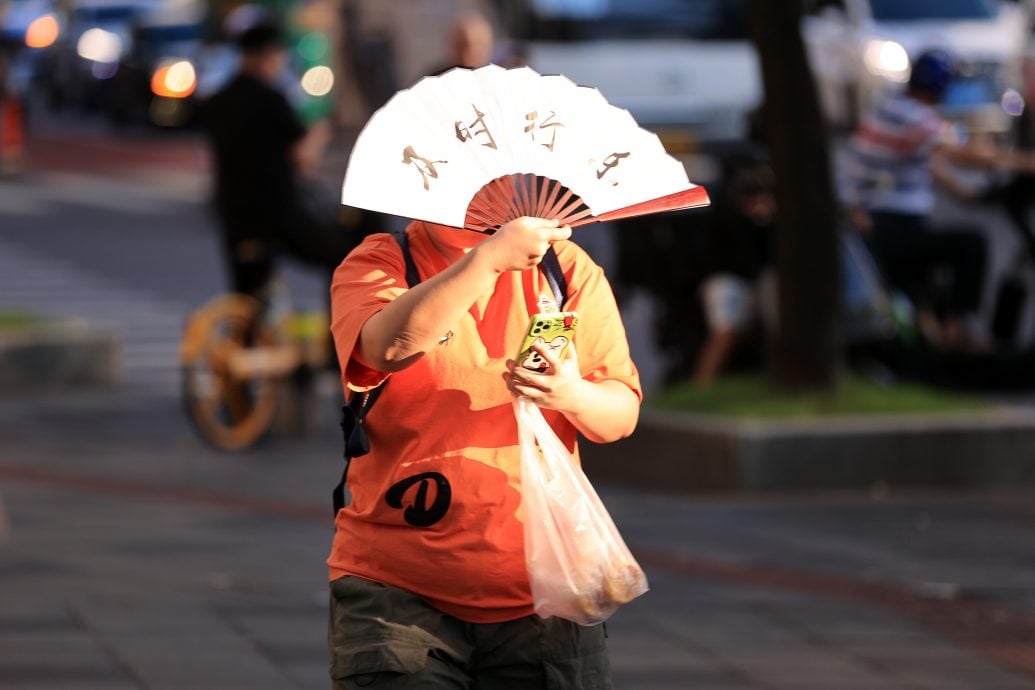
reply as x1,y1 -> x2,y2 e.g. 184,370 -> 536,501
505,0 -> 762,183
803,0 -> 1030,135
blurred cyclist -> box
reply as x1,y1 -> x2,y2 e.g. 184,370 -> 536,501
202,22 -> 357,300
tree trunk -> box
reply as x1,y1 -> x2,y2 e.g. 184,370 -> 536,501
749,0 -> 840,391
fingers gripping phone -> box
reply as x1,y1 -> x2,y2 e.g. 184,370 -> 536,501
516,311 -> 579,373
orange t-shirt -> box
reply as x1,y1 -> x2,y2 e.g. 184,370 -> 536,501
327,221 -> 641,623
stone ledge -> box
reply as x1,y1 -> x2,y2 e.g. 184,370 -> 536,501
0,321 -> 120,390
581,407 -> 1035,492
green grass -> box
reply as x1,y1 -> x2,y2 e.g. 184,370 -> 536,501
649,373 -> 987,419
0,311 -> 50,332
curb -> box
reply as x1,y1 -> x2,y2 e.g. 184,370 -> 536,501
0,320 -> 120,390
582,407 -> 1035,492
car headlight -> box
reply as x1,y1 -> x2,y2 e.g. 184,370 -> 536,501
300,65 -> 334,97
151,60 -> 197,99
77,27 -> 122,64
25,14 -> 60,49
864,39 -> 910,83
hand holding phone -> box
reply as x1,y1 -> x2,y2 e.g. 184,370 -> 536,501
515,312 -> 579,373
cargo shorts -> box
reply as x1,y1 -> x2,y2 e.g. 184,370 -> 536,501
328,575 -> 611,689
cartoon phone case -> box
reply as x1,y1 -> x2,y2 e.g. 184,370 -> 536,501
516,311 -> 579,372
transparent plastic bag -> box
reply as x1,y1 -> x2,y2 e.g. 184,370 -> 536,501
514,397 -> 648,626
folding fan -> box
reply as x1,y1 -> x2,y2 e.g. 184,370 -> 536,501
341,64 -> 710,231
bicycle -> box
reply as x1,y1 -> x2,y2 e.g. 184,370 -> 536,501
179,282 -> 331,451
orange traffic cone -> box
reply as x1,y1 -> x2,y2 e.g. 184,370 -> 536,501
0,95 -> 25,176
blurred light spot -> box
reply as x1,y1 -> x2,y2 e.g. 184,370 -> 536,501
90,60 -> 118,80
151,60 -> 196,98
864,39 -> 910,82
1001,88 -> 1025,116
25,14 -> 59,49
297,32 -> 329,62
301,65 -> 333,97
77,27 -> 122,63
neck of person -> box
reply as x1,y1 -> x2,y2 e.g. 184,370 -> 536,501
423,222 -> 489,263
240,55 -> 276,84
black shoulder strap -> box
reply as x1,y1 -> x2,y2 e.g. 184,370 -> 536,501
541,246 -> 568,310
333,229 -> 568,517
393,226 -> 421,289
333,227 -> 420,517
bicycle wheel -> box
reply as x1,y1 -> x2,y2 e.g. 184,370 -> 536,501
180,293 -> 280,451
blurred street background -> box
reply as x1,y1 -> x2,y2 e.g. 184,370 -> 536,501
4,0 -> 1035,688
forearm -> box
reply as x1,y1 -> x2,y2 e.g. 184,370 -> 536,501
941,145 -> 997,169
561,378 -> 640,444
359,216 -> 571,372
357,248 -> 499,371
293,119 -> 332,176
939,143 -> 1035,174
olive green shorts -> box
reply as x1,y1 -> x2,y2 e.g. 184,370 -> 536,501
328,575 -> 611,689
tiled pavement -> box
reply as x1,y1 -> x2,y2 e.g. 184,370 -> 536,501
1,390 -> 1034,689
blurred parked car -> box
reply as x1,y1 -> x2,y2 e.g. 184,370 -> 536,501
498,0 -> 761,184
1,0 -> 61,51
0,0 -> 63,98
36,0 -> 157,111
108,2 -> 208,127
803,0 -> 1030,136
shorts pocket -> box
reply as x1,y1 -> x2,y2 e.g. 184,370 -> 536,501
331,635 -> 428,686
541,617 -> 611,690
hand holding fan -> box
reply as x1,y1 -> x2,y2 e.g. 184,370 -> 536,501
341,64 -> 710,231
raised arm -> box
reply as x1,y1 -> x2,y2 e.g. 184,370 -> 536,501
356,218 -> 572,372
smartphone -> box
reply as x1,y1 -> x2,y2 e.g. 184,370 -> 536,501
516,311 -> 579,373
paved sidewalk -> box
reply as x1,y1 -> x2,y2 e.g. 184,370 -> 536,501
1,390 -> 1034,689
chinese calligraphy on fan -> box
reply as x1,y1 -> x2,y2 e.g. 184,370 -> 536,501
402,146 -> 448,191
455,104 -> 497,149
525,110 -> 564,152
403,103 -> 632,190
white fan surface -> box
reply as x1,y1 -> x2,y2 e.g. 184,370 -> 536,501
341,64 -> 709,230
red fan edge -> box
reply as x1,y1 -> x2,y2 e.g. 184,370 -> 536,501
463,180 -> 710,232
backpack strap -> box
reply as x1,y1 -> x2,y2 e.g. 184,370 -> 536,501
333,228 -> 568,517
395,226 -> 421,289
541,246 -> 568,310
333,227 -> 419,517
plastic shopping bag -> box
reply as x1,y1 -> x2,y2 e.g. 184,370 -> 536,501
514,397 -> 648,626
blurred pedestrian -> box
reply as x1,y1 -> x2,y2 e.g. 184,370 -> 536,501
326,213 -> 641,687
202,22 -> 354,300
427,11 -> 495,75
846,48 -> 1035,352
693,159 -> 777,385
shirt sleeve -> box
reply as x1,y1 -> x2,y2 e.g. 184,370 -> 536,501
330,233 -> 407,394
556,243 -> 643,402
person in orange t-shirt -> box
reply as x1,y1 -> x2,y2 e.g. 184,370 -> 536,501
326,216 -> 641,689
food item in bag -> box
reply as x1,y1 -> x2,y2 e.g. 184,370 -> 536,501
604,563 -> 648,604
574,561 -> 648,620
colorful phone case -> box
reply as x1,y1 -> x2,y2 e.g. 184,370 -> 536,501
516,311 -> 579,372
